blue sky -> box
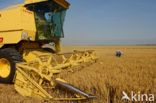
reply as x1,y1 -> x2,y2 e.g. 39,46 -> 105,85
0,0 -> 156,45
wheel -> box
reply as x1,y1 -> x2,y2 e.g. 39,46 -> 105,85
0,48 -> 23,83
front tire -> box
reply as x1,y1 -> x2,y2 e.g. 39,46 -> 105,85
0,48 -> 23,83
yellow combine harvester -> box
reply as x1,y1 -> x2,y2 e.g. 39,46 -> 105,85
0,0 -> 97,101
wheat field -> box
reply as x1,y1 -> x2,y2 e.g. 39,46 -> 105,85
0,46 -> 155,103
62,46 -> 156,103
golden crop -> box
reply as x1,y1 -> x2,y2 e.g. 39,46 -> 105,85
62,46 -> 156,103
0,46 -> 155,103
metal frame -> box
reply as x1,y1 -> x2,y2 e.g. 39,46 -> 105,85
14,50 -> 97,101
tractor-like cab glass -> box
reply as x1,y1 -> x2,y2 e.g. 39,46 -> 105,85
26,1 -> 66,40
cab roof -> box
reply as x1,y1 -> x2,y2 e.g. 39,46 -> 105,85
1,0 -> 70,11
25,0 -> 70,9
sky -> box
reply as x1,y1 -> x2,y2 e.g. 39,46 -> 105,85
0,0 -> 156,45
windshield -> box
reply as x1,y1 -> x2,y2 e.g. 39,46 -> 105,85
26,1 -> 66,40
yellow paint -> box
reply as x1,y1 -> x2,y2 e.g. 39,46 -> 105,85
0,8 -> 22,31
0,6 -> 36,43
14,49 -> 97,100
0,31 -> 22,44
22,50 -> 43,62
0,44 -> 4,48
14,67 -> 52,98
0,0 -> 97,101
55,40 -> 62,53
21,7 -> 36,41
53,0 -> 70,9
24,0 -> 70,9
0,0 -> 70,45
0,58 -> 11,78
24,0 -> 48,4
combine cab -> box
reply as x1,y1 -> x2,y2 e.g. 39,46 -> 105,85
0,0 -> 98,101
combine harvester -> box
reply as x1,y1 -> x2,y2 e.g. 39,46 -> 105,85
0,0 -> 97,101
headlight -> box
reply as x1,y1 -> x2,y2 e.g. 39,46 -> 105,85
21,32 -> 28,40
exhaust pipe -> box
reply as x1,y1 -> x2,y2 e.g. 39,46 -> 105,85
55,80 -> 96,99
